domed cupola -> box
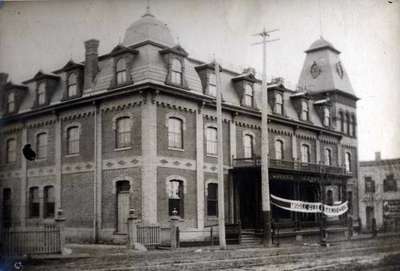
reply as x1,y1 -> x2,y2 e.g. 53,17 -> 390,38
297,37 -> 356,98
122,7 -> 175,47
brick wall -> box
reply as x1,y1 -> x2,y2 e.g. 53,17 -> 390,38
61,172 -> 94,228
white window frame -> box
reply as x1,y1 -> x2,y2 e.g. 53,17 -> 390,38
37,82 -> 46,105
208,72 -> 217,97
6,138 -> 17,163
274,93 -> 283,114
275,139 -> 284,160
36,132 -> 48,159
116,57 -> 127,85
7,92 -> 15,112
243,84 -> 253,107
206,126 -> 218,156
301,100 -> 309,121
171,59 -> 182,85
301,144 -> 310,163
67,73 -> 78,97
168,117 -> 184,149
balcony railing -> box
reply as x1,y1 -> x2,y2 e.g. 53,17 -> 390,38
232,157 -> 351,176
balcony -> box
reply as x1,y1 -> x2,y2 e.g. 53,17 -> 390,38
232,157 -> 352,177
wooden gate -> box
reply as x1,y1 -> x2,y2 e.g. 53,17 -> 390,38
137,224 -> 161,248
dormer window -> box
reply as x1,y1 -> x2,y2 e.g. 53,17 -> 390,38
67,73 -> 78,97
37,82 -> 46,105
301,100 -> 309,121
7,92 -> 15,113
243,84 -> 253,107
208,73 -> 217,97
274,93 -> 283,114
116,58 -> 127,85
171,59 -> 182,85
323,107 -> 330,126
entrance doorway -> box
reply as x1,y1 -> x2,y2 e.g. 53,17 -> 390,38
237,178 -> 262,229
116,181 -> 130,234
366,206 -> 374,232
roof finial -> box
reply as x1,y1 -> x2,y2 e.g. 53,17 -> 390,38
143,0 -> 154,17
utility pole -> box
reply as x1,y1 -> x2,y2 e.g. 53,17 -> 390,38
215,60 -> 226,249
253,28 -> 279,247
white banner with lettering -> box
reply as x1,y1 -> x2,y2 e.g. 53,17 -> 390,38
271,194 -> 348,217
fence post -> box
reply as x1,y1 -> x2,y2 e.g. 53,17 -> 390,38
169,209 -> 179,249
55,209 -> 66,254
210,227 -> 214,246
127,209 -> 138,249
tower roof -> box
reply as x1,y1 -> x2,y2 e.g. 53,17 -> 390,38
297,37 -> 356,98
122,9 -> 175,47
305,37 -> 340,54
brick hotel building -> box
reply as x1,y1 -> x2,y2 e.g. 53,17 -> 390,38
0,10 -> 359,243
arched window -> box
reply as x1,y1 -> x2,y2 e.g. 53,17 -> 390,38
36,132 -> 48,159
168,180 -> 184,217
6,138 -> 16,163
43,186 -> 55,218
116,58 -> 127,85
243,134 -> 254,158
207,183 -> 218,216
324,148 -> 332,166
365,176 -> 375,193
67,126 -> 80,154
346,113 -> 351,136
171,59 -> 182,85
115,117 -> 131,148
67,73 -> 78,97
29,187 -> 40,218
301,144 -> 310,163
37,82 -> 46,105
168,117 -> 183,149
339,111 -> 344,132
274,93 -> 283,114
3,188 -> 12,227
243,84 -> 253,107
345,152 -> 352,172
275,140 -> 284,160
206,127 -> 217,155
208,73 -> 217,96
301,100 -> 309,120
323,107 -> 330,126
7,92 -> 15,112
351,115 -> 357,137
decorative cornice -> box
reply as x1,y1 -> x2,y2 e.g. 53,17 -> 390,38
26,118 -> 57,128
60,110 -> 95,121
101,100 -> 142,112
0,170 -> 21,180
102,156 -> 142,170
268,127 -> 292,137
156,100 -> 196,113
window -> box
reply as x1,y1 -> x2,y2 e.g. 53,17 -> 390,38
67,73 -> 78,97
29,187 -> 40,218
343,113 -> 348,134
207,183 -> 218,216
168,117 -> 183,149
3,188 -> 11,227
115,117 -> 131,148
171,59 -> 182,85
116,58 -> 127,85
275,140 -> 284,160
351,115 -> 356,137
243,84 -> 253,107
208,73 -> 217,97
301,144 -> 310,163
6,138 -> 16,163
36,133 -> 48,159
339,111 -> 344,132
345,152 -> 352,172
323,107 -> 330,126
7,92 -> 15,112
243,134 -> 254,158
274,93 -> 283,114
346,113 -> 351,136
324,148 -> 332,166
37,82 -> 46,105
206,127 -> 217,155
301,100 -> 309,120
43,186 -> 55,218
168,180 -> 184,217
67,126 -> 80,154
365,177 -> 375,193
384,174 -> 397,192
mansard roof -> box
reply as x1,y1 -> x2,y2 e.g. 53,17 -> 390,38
23,70 -> 60,84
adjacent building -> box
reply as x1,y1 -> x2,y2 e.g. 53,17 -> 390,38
0,10 -> 359,243
358,152 -> 400,232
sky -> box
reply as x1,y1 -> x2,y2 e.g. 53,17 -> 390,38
0,0 -> 399,161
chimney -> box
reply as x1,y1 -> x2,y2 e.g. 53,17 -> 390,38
0,72 -> 8,87
375,151 -> 381,161
84,39 -> 99,90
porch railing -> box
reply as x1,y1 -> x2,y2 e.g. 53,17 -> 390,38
1,224 -> 61,256
233,157 -> 351,176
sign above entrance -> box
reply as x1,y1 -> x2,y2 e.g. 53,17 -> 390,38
271,194 -> 348,217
